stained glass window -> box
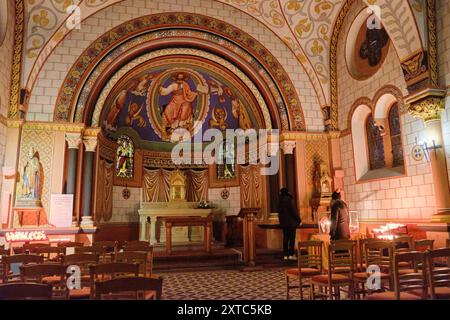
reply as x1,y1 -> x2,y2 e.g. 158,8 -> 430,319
366,114 -> 386,170
388,103 -> 404,167
217,140 -> 235,180
116,135 -> 134,179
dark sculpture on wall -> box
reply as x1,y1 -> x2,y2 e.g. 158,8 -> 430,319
360,27 -> 389,67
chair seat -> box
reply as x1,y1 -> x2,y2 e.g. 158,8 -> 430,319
398,261 -> 411,268
334,267 -> 351,273
311,273 -> 350,284
353,272 -> 390,280
286,268 -> 321,277
366,291 -> 422,300
410,287 -> 450,299
42,275 -> 62,284
69,287 -> 91,299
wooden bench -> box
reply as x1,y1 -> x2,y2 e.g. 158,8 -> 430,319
163,216 -> 212,256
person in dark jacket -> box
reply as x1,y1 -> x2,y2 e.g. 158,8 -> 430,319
278,188 -> 301,260
329,190 -> 350,240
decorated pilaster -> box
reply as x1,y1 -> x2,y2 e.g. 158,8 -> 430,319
81,135 -> 97,227
406,89 -> 450,221
280,140 -> 297,197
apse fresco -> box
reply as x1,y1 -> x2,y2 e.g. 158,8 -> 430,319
102,62 -> 262,145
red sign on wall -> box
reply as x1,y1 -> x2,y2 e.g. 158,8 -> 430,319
5,230 -> 48,242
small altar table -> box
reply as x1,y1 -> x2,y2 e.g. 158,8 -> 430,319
14,207 -> 47,227
163,216 -> 212,256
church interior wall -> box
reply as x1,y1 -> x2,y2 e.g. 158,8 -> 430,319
337,0 -> 437,226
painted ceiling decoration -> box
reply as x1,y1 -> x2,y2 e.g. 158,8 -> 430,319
9,0 -> 428,129
53,13 -> 304,130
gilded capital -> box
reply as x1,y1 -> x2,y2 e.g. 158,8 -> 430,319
280,141 -> 296,155
83,136 -> 98,152
65,133 -> 82,149
407,96 -> 445,122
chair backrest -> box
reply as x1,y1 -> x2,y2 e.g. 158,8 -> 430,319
114,251 -> 151,277
393,251 -> 427,300
94,276 -> 163,300
35,246 -> 66,263
328,240 -> 356,274
125,241 -> 151,246
57,241 -> 84,248
64,253 -> 99,288
123,244 -> 153,252
426,248 -> 450,300
0,282 -> 52,300
75,246 -> 109,262
414,239 -> 434,251
446,239 -> 450,249
297,241 -> 322,272
2,254 -> 44,283
393,236 -> 413,253
19,243 -> 50,254
89,262 -> 140,299
364,240 -> 394,270
20,264 -> 69,300
93,241 -> 118,253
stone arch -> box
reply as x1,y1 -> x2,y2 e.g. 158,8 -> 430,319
52,13 -> 305,131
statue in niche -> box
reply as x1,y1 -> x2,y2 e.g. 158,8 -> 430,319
312,161 -> 332,197
359,25 -> 389,67
17,147 -> 43,206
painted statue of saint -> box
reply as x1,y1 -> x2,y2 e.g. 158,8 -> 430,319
20,147 -> 41,200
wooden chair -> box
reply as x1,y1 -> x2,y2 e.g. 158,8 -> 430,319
64,253 -> 99,299
285,241 -> 323,300
446,239 -> 450,249
20,264 -> 69,300
13,243 -> 49,254
0,282 -> 52,300
353,240 -> 394,299
0,249 -> 10,283
393,236 -> 413,253
414,239 -> 434,251
2,254 -> 44,283
367,251 -> 428,300
94,276 -> 163,300
426,248 -> 450,300
114,251 -> 152,277
35,246 -> 66,263
125,241 -> 151,246
75,246 -> 109,262
310,240 -> 356,300
57,241 -> 84,248
93,241 -> 118,258
89,263 -> 140,299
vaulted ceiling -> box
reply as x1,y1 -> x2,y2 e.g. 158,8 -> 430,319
22,0 -> 426,108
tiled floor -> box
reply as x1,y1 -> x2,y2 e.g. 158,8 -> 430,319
159,268 -> 301,300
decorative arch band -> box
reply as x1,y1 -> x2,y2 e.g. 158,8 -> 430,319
54,12 -> 306,130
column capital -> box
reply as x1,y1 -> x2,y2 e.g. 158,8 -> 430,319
65,132 -> 82,149
83,136 -> 98,152
405,88 -> 446,122
280,141 -> 296,155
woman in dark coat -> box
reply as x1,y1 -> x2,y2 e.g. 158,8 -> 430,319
278,188 -> 301,260
329,191 -> 350,241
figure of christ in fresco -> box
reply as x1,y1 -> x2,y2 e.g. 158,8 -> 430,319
159,72 -> 207,137
105,73 -> 155,129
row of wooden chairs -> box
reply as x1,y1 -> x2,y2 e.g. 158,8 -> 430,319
286,239 -> 450,300
0,273 -> 163,300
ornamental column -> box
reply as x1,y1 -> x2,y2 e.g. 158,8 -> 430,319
81,136 -> 97,227
65,133 -> 82,226
280,141 -> 297,197
406,91 -> 450,221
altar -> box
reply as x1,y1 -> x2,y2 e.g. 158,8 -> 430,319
138,170 -> 213,245
138,201 -> 213,244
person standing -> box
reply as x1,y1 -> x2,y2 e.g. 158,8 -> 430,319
278,188 -> 301,261
329,190 -> 350,240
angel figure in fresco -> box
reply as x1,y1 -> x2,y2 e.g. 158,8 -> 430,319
209,106 -> 228,131
159,72 -> 208,137
223,87 -> 252,130
125,102 -> 146,127
105,73 -> 155,129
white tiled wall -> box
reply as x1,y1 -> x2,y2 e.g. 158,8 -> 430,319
27,0 -> 323,131
337,1 -> 436,221
110,186 -> 140,223
208,187 -> 241,217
